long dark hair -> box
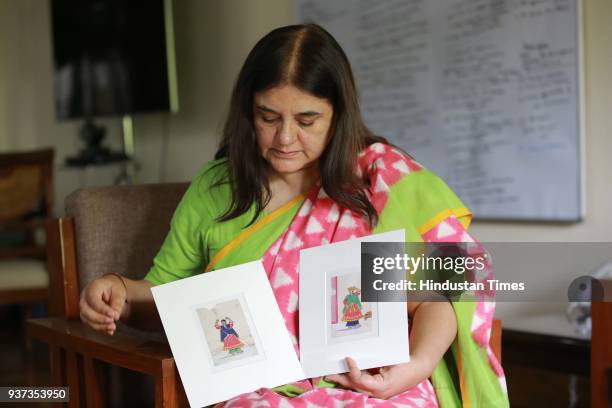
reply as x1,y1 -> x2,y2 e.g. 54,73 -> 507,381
215,24 -> 384,226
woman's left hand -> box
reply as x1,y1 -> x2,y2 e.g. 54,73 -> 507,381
325,356 -> 429,400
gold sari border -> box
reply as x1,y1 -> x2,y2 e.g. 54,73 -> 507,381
417,207 -> 472,236
204,194 -> 306,272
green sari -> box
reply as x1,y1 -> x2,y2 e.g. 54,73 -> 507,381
145,148 -> 508,407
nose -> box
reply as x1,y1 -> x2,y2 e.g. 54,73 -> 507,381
276,120 -> 297,146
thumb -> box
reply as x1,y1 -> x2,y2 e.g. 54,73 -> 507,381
108,287 -> 126,321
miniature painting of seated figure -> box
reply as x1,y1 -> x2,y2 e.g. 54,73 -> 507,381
329,272 -> 378,342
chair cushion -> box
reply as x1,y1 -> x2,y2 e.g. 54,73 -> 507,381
65,183 -> 189,288
0,259 -> 48,289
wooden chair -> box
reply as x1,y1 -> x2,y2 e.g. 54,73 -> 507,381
27,183 -> 190,408
591,279 -> 612,408
26,181 -> 502,407
0,148 -> 54,306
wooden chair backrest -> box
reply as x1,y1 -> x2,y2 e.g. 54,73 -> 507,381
0,148 -> 53,224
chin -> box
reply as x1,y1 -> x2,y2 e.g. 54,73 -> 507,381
268,158 -> 306,175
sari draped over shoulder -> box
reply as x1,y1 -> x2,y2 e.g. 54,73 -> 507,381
147,143 -> 509,408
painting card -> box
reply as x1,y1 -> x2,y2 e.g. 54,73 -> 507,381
299,229 -> 409,378
151,261 -> 305,407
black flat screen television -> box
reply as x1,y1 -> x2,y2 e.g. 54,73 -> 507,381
50,0 -> 178,119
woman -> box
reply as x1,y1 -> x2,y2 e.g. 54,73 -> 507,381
80,24 -> 507,406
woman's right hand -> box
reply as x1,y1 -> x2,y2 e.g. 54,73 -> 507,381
79,274 -> 127,335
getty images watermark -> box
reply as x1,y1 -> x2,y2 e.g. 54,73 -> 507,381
360,242 -> 612,303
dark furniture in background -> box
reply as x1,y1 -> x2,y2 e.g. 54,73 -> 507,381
0,148 -> 54,306
502,328 -> 590,407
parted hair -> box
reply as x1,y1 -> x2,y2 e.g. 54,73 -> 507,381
215,23 -> 385,226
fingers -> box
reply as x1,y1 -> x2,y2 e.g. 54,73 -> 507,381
324,374 -> 352,388
325,358 -> 393,398
84,284 -> 117,318
79,279 -> 122,335
345,358 -> 377,393
80,298 -> 116,334
346,357 -> 363,381
325,358 -> 371,395
108,289 -> 125,321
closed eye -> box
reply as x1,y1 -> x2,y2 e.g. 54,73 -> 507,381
261,116 -> 278,123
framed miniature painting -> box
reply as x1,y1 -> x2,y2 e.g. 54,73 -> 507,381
152,261 -> 304,407
299,229 -> 410,378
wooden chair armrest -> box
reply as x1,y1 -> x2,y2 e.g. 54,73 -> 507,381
26,317 -> 175,376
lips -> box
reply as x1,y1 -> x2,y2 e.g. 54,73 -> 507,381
272,149 -> 300,158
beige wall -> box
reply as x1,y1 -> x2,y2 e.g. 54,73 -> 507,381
134,0 -> 296,183
0,1 -> 610,331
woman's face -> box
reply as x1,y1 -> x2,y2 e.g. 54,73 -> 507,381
253,84 -> 334,176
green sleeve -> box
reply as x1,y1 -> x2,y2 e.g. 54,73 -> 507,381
144,160 -> 226,286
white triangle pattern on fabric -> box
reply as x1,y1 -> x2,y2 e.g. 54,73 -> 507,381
252,400 -> 271,408
306,216 -> 325,234
374,158 -> 386,169
374,174 -> 389,193
338,212 -> 357,229
436,221 -> 456,239
269,239 -> 282,256
461,232 -> 474,243
392,160 -> 410,174
287,291 -> 298,313
326,203 -> 340,222
324,388 -> 344,395
273,267 -> 293,288
283,231 -> 304,251
318,188 -> 329,199
371,143 -> 386,153
471,313 -> 485,331
298,199 -> 313,217
412,398 -> 427,408
333,399 -> 352,408
278,398 -> 293,408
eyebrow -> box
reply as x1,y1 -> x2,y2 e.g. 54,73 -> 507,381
256,105 -> 322,117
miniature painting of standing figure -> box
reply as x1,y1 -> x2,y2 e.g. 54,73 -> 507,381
215,317 -> 244,356
329,273 -> 378,341
195,296 -> 262,368
342,286 -> 364,328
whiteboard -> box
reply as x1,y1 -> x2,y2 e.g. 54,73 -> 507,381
296,0 -> 584,221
